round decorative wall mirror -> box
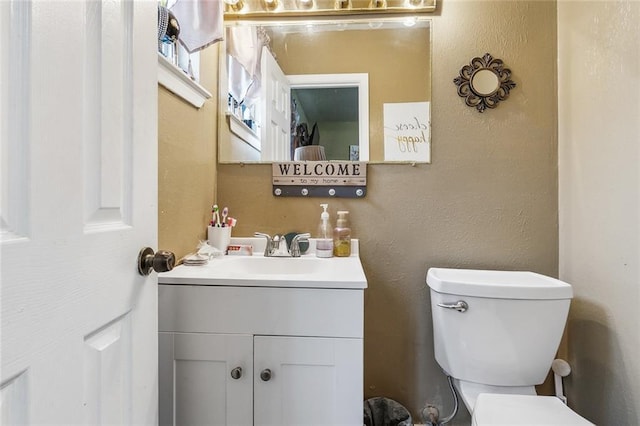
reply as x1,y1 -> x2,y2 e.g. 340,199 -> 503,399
454,53 -> 516,113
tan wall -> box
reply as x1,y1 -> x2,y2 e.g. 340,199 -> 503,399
158,47 -> 219,260
217,1 -> 558,422
558,2 -> 640,425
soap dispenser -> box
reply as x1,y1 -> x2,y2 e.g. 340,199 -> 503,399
316,204 -> 334,258
333,210 -> 351,257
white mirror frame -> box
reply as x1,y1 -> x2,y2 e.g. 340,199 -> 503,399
288,73 -> 369,162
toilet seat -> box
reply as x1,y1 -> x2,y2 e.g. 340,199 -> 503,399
472,394 -> 594,425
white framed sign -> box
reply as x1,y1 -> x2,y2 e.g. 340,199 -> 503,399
383,102 -> 431,162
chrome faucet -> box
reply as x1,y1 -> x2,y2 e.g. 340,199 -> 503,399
254,232 -> 311,257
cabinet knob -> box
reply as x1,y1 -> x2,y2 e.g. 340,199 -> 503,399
230,367 -> 242,380
260,368 -> 272,382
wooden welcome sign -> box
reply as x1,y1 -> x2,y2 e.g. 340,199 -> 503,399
272,161 -> 367,198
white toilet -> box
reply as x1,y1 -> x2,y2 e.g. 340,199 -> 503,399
426,267 -> 593,425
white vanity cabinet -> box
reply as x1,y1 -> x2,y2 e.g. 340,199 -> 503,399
158,282 -> 365,426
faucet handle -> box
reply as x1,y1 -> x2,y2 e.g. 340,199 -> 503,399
254,232 -> 272,256
290,233 -> 311,257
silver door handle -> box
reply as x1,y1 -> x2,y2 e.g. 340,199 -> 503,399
437,300 -> 468,313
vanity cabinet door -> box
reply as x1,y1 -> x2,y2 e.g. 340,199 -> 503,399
254,336 -> 363,426
159,332 -> 253,426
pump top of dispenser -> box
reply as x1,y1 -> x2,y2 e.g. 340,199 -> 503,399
336,211 -> 349,227
320,204 -> 330,221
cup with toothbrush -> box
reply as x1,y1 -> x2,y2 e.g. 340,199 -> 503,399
207,205 -> 236,253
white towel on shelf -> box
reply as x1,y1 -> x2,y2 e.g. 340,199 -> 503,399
170,0 -> 223,53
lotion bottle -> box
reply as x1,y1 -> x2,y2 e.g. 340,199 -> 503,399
316,204 -> 333,258
333,210 -> 351,257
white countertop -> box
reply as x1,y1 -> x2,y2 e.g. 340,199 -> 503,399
159,238 -> 367,290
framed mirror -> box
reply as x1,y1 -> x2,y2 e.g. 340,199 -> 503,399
218,16 -> 432,164
453,53 -> 516,113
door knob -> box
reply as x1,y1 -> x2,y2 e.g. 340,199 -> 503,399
260,368 -> 272,382
137,247 -> 175,276
230,367 -> 243,380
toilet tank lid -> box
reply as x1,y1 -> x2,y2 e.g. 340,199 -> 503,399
426,268 -> 573,300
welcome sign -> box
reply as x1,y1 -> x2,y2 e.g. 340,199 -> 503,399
383,102 -> 431,162
272,161 -> 367,198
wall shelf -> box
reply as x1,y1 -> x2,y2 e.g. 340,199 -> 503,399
157,53 -> 212,108
227,113 -> 261,151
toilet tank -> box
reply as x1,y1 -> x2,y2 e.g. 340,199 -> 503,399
426,268 -> 572,387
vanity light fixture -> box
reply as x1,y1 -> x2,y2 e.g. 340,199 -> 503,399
223,0 -> 435,18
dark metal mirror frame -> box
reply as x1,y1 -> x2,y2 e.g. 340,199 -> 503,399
454,53 -> 516,113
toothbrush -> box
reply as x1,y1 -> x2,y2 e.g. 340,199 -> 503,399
212,204 -> 221,227
221,207 -> 228,227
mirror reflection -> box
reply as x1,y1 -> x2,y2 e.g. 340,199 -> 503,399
218,17 -> 431,163
471,69 -> 500,96
292,86 -> 357,160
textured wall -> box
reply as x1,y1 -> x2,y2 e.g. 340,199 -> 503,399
558,2 -> 640,425
217,1 -> 558,422
158,47 -> 219,260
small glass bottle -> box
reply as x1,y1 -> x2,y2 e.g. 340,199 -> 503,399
333,211 -> 351,257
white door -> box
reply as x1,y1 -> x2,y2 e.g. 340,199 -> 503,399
254,336 -> 363,426
1,1 -> 158,424
159,332 -> 253,426
260,46 -> 290,161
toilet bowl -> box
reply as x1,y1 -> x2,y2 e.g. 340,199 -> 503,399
426,267 -> 593,425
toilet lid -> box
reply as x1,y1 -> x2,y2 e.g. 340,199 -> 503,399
472,394 -> 594,425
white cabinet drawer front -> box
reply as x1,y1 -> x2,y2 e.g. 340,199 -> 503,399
159,285 -> 364,338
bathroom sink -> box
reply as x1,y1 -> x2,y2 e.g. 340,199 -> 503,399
223,256 -> 325,275
158,238 -> 367,289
